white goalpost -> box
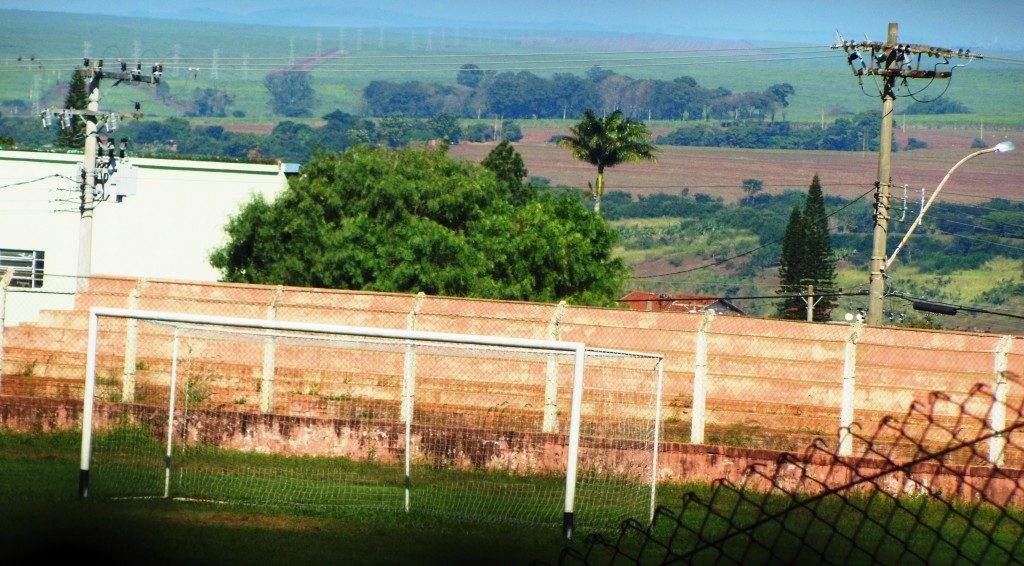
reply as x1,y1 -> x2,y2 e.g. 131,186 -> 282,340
80,307 -> 664,537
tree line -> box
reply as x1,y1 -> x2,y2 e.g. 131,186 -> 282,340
658,112 -> 883,151
362,65 -> 794,122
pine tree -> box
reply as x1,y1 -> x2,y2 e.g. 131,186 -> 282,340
803,174 -> 837,320
55,70 -> 88,149
777,205 -> 806,319
777,175 -> 837,321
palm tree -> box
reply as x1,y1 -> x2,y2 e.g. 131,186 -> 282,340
557,109 -> 657,214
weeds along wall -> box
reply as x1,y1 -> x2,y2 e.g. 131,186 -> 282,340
2,275 -> 1023,470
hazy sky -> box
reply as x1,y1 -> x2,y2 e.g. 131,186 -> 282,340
3,0 -> 1022,51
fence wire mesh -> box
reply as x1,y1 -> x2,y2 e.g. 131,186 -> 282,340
559,383 -> 1024,564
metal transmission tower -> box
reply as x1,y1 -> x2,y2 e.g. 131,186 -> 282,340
42,59 -> 162,290
832,23 -> 980,325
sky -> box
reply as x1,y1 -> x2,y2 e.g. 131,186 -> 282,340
2,0 -> 1023,52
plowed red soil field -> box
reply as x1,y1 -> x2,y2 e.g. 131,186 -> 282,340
451,126 -> 1024,204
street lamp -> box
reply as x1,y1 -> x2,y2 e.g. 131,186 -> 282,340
869,141 -> 1014,321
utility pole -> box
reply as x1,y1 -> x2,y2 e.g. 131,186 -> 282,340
46,59 -> 161,291
833,23 -> 980,325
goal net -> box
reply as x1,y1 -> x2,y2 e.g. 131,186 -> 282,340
79,307 -> 664,536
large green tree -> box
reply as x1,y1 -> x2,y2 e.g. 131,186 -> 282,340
557,109 -> 657,214
264,71 -> 316,117
210,145 -> 629,305
55,69 -> 88,149
777,174 -> 837,321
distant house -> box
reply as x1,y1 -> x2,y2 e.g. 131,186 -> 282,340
618,291 -> 745,316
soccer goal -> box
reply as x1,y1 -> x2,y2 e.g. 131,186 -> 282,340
79,307 -> 664,537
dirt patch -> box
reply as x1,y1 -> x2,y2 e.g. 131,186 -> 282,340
222,123 -> 276,135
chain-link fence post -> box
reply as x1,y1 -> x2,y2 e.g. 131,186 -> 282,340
401,292 -> 426,424
838,321 -> 863,457
990,334 -> 1013,466
121,278 -> 146,402
260,285 -> 284,413
691,309 -> 716,444
543,300 -> 568,433
0,268 -> 13,393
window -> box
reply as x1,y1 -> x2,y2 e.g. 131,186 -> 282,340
0,248 -> 45,289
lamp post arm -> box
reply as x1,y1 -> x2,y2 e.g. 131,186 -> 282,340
884,147 -> 994,270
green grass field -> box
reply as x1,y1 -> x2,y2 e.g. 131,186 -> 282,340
3,430 -> 1022,564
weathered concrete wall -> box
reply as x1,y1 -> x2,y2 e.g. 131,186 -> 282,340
3,276 -> 1023,457
2,396 -> 1020,507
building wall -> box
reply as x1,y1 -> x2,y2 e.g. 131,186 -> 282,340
0,150 -> 288,323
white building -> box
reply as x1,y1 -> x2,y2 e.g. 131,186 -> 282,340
0,149 -> 292,323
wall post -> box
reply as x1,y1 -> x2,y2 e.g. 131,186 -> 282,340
691,309 -> 716,444
401,292 -> 426,424
543,300 -> 569,433
838,321 -> 863,456
989,335 -> 1013,466
121,278 -> 146,402
0,268 -> 14,392
260,285 -> 284,413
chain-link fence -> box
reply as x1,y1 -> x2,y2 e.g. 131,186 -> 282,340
559,383 -> 1024,564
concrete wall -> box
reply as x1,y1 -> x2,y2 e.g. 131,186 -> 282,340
3,396 -> 1019,506
3,276 -> 1022,466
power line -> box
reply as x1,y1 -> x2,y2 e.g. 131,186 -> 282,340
0,173 -> 74,190
937,189 -> 1024,204
0,49 -> 841,76
931,226 -> 1024,253
888,291 -> 1024,321
936,214 -> 1024,235
0,44 -> 834,65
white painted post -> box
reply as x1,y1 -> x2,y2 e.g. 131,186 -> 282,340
990,335 -> 1013,466
164,328 -> 180,498
691,310 -> 716,444
543,300 -> 569,433
838,321 -> 863,457
563,344 -> 586,539
649,358 -> 665,523
401,292 -> 426,424
0,268 -> 13,393
121,278 -> 146,402
80,309 -> 100,498
260,285 -> 284,413
402,291 -> 425,512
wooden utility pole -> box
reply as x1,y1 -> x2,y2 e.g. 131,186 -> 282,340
833,23 -> 979,325
867,23 -> 899,326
